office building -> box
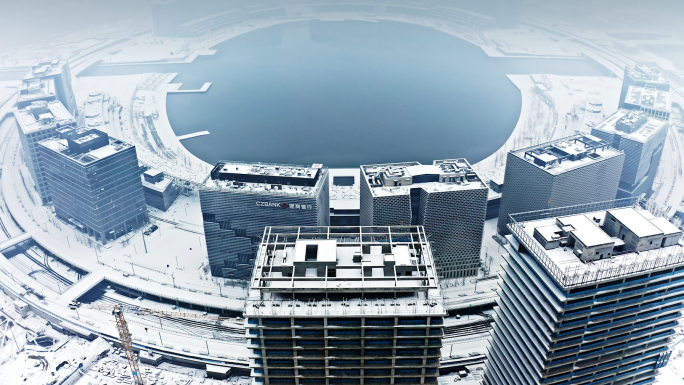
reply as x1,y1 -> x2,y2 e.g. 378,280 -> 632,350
38,129 -> 148,244
245,225 -> 445,385
618,66 -> 671,120
485,200 -> 683,385
17,78 -> 57,109
360,159 -> 488,279
592,110 -> 668,198
329,168 -> 360,226
200,161 -> 329,279
14,100 -> 76,204
23,60 -> 77,115
497,134 -> 625,235
142,169 -> 180,211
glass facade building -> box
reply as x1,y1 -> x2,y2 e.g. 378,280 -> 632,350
200,161 -> 329,279
38,128 -> 148,244
14,100 -> 76,204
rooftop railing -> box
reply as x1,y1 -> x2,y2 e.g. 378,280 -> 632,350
507,198 -> 684,289
244,297 -> 446,318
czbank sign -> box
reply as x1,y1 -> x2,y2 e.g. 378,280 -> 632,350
256,201 -> 313,210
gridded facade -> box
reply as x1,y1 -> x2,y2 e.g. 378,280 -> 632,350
591,111 -> 668,199
360,159 -> 488,279
15,100 -> 76,204
419,188 -> 488,278
247,316 -> 443,385
497,135 -> 625,234
38,129 -> 148,244
485,204 -> 682,385
359,179 -> 411,227
200,162 -> 329,279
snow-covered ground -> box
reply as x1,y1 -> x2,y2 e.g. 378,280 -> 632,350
1,5 -> 684,383
0,287 -> 241,385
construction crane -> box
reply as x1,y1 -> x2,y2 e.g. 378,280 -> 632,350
68,301 -> 231,385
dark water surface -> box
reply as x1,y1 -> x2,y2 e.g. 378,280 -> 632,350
84,21 -> 611,167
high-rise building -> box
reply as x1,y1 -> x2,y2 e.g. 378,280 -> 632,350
23,60 -> 77,116
14,100 -> 76,204
497,134 -> 625,235
38,128 -> 148,244
618,65 -> 671,120
360,159 -> 488,279
485,199 -> 683,385
200,161 -> 329,279
592,110 -> 668,199
245,225 -> 445,385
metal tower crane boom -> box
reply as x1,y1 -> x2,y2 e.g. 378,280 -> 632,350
68,301 -> 231,385
113,307 -> 145,385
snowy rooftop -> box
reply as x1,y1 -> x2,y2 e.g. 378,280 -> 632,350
361,159 -> 486,197
38,128 -> 134,165
14,100 -> 75,135
510,204 -> 684,289
329,168 -> 360,211
250,226 -> 439,294
142,176 -> 172,192
17,78 -> 55,104
626,65 -> 669,86
203,161 -> 327,197
512,134 -> 622,175
244,293 -> 446,318
592,110 -> 667,143
624,85 -> 671,113
23,59 -> 67,80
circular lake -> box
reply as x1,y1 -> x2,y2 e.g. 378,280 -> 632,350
90,20 -> 611,168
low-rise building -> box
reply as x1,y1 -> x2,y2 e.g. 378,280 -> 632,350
142,169 -> 179,211
328,168 -> 361,226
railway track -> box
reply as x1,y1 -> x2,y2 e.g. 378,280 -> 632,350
443,315 -> 494,339
94,295 -> 246,342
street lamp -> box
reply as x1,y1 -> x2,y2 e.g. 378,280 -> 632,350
141,232 -> 148,253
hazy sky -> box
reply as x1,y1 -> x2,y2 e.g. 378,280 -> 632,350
0,0 -> 682,60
